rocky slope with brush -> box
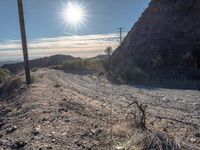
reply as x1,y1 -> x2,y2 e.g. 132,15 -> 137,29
111,0 -> 200,82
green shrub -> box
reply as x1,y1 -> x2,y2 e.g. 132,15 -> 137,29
31,75 -> 35,83
50,65 -> 63,70
129,67 -> 146,83
2,76 -> 22,94
102,57 -> 110,72
31,67 -> 38,72
0,68 -> 11,87
63,58 -> 104,72
120,66 -> 146,83
63,59 -> 83,71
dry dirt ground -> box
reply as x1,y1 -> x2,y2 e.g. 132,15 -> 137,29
0,68 -> 200,150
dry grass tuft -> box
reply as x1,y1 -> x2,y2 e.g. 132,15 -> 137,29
102,95 -> 182,150
142,131 -> 181,150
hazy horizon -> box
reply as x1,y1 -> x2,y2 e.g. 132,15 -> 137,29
0,33 -> 122,62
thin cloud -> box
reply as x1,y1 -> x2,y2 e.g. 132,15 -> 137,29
0,33 -> 124,61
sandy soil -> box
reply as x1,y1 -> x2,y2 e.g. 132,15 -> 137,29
0,68 -> 199,150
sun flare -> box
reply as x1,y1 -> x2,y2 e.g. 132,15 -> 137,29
62,2 -> 86,28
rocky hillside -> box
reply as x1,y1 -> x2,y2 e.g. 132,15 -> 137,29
111,0 -> 200,81
1,55 -> 79,74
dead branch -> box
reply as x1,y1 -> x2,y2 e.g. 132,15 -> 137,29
127,96 -> 147,130
155,116 -> 199,128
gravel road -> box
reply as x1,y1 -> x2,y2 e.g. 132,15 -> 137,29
0,68 -> 199,149
42,69 -> 200,149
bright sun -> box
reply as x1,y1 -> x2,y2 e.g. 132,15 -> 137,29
62,2 -> 86,28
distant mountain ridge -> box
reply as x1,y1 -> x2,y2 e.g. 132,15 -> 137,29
1,55 -> 79,74
111,0 -> 200,81
1,54 -> 107,74
0,61 -> 19,67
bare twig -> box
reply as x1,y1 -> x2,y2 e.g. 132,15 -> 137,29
127,96 -> 147,130
155,116 -> 199,129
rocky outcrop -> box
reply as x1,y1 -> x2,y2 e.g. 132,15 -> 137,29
111,0 -> 200,81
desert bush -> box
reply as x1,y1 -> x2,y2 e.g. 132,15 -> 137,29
142,132 -> 181,150
109,96 -> 181,150
31,67 -> 38,72
104,47 -> 113,72
130,66 -> 146,83
114,58 -> 147,83
0,68 -> 11,87
0,69 -> 22,97
63,59 -> 86,71
121,65 -> 146,83
89,59 -> 105,72
63,58 -> 104,72
102,57 -> 110,72
50,65 -> 63,70
30,75 -> 35,83
126,98 -> 147,130
1,76 -> 22,94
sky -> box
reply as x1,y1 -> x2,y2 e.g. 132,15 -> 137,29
0,0 -> 150,61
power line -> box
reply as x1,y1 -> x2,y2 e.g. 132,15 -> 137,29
17,0 -> 31,85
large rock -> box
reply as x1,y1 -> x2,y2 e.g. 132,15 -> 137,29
111,0 -> 200,81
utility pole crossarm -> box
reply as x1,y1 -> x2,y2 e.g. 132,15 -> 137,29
17,0 -> 31,85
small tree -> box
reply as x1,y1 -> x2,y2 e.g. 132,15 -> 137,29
104,46 -> 113,72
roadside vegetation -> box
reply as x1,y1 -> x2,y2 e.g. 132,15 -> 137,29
0,68 -> 11,88
58,48 -> 114,77
0,68 -> 24,98
62,58 -> 103,72
104,46 -> 113,72
54,55 -> 109,75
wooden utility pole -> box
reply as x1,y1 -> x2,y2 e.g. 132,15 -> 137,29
118,27 -> 124,44
17,0 -> 31,85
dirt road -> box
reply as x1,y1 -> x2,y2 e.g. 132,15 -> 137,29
0,68 -> 199,149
